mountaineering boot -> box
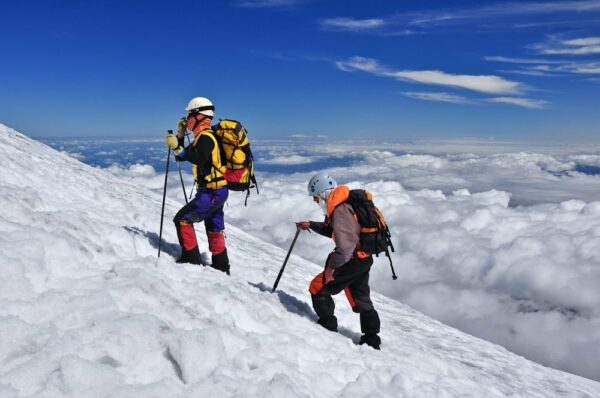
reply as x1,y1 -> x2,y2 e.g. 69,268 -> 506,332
359,334 -> 381,350
317,316 -> 338,332
359,309 -> 381,350
210,249 -> 230,275
176,246 -> 202,265
311,294 -> 338,332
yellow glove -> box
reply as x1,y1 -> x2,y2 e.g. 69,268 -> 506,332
177,117 -> 187,137
165,134 -> 185,156
165,134 -> 179,150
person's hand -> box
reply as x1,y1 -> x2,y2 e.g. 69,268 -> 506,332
165,134 -> 179,149
177,117 -> 187,137
165,134 -> 184,156
324,267 -> 335,284
296,221 -> 310,230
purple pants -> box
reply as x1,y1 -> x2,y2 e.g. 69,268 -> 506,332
173,187 -> 228,254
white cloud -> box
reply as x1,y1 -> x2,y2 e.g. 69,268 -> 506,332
563,36 -> 600,46
320,17 -> 386,31
289,133 -> 328,139
336,56 -> 525,95
394,70 -> 523,95
319,2 -> 600,36
563,61 -> 600,74
535,36 -> 600,55
402,91 -> 473,104
500,69 -> 559,77
486,96 -> 549,109
484,55 -> 569,64
407,1 -> 600,27
261,154 -> 314,165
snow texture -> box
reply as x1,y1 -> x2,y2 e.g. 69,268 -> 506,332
1,124 -> 600,397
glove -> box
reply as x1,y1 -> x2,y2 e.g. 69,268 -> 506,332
165,134 -> 179,149
165,134 -> 185,156
177,117 -> 187,137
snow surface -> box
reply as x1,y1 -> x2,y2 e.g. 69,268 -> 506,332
1,124 -> 600,397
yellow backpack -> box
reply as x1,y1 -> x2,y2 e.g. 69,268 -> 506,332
211,119 -> 259,203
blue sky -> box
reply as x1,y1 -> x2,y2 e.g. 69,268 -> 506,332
1,0 -> 599,141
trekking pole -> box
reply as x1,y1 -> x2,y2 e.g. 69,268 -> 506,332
385,228 -> 398,280
272,227 -> 301,292
387,253 -> 398,280
158,131 -> 172,258
183,132 -> 197,200
177,163 -> 188,205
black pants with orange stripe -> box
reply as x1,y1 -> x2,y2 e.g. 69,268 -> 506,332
309,255 -> 380,335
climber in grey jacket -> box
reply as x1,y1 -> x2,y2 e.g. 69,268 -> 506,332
296,173 -> 381,350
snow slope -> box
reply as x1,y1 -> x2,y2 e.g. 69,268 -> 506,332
1,124 -> 599,397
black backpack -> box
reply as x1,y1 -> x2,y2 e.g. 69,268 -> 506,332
346,189 -> 398,280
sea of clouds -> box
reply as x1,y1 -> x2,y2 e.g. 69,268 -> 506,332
49,137 -> 600,381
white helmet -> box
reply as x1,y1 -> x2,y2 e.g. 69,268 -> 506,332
307,173 -> 337,196
185,97 -> 214,117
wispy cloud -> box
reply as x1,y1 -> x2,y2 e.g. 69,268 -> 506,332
402,92 -> 473,104
320,17 -> 386,31
322,2 -> 600,35
510,62 -> 600,76
563,37 -> 600,46
485,56 -> 569,65
534,36 -> 600,55
487,55 -> 600,76
336,56 -> 525,95
499,69 -> 559,77
486,97 -> 549,109
407,1 -> 600,27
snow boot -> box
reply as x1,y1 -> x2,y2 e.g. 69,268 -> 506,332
176,246 -> 202,265
359,309 -> 381,349
359,334 -> 381,350
317,316 -> 338,332
210,249 -> 230,275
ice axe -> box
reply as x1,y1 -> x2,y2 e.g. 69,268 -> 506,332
272,227 -> 301,292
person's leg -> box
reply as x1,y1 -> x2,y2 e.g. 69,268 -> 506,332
173,201 -> 202,264
346,262 -> 381,349
173,189 -> 223,264
204,187 -> 230,274
308,257 -> 367,332
309,273 -> 338,331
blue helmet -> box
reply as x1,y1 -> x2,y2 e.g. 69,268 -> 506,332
307,173 -> 337,196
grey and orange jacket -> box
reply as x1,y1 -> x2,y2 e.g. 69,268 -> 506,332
309,185 -> 369,269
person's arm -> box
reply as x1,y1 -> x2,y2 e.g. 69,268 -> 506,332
296,220 -> 333,237
326,204 -> 360,269
176,134 -> 214,166
309,221 -> 333,237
